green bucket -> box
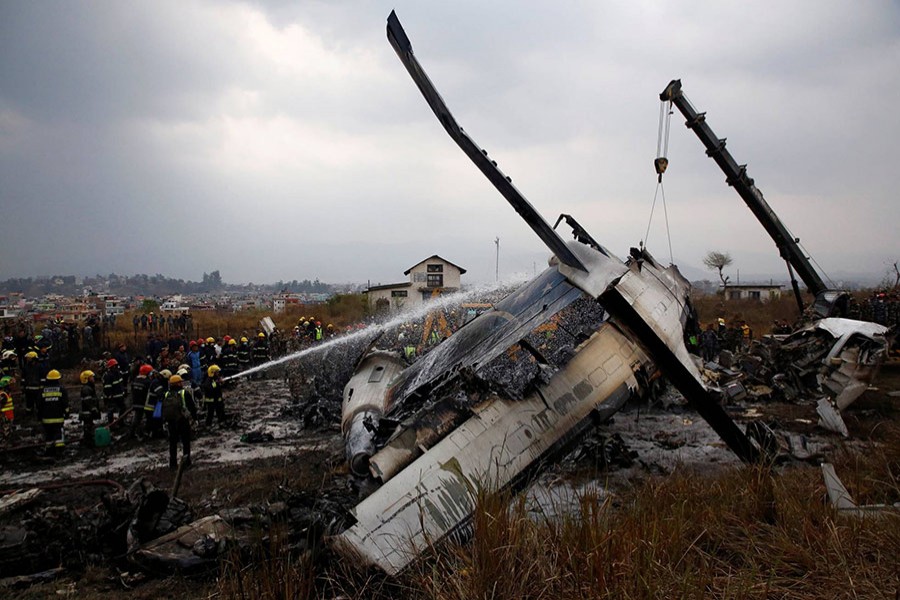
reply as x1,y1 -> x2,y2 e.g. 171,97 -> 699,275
94,426 -> 111,448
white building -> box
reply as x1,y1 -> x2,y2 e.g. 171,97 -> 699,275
367,255 -> 466,311
161,296 -> 190,313
722,284 -> 784,302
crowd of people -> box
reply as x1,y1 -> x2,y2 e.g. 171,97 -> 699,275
0,328 -> 278,470
0,312 -> 359,456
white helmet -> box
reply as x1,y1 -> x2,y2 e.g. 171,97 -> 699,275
1,350 -> 15,360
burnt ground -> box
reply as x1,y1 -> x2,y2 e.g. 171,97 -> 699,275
2,359 -> 898,598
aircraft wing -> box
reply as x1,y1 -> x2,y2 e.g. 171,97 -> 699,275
387,10 -> 589,272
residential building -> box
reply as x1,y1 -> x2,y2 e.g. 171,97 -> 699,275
722,284 -> 783,302
367,255 -> 466,311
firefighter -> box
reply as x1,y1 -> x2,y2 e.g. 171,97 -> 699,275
102,358 -> 126,422
38,369 -> 68,452
162,374 -> 198,470
739,321 -> 752,350
0,376 -> 14,427
251,333 -> 269,378
220,338 -> 239,377
79,370 -> 100,446
143,368 -> 167,439
1,350 -> 16,378
177,366 -> 202,421
22,351 -> 42,413
236,336 -> 252,373
200,337 -> 217,373
314,322 -> 323,342
129,364 -> 153,438
201,364 -> 227,426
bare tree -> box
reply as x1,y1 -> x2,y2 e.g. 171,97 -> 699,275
703,250 -> 733,290
894,261 -> 899,290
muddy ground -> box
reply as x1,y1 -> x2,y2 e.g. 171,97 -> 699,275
2,358 -> 898,598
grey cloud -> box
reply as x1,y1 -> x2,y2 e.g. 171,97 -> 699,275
1,1 -> 898,285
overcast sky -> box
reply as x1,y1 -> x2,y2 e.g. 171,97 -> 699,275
2,1 -> 898,286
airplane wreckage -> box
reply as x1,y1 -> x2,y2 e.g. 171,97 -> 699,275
327,12 -> 894,574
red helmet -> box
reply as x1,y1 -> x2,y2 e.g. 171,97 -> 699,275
190,340 -> 198,347
107,358 -> 118,368
223,335 -> 232,342
139,364 -> 153,376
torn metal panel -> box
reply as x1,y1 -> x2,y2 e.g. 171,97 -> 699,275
816,398 -> 848,437
260,316 -> 277,337
821,463 -> 900,517
332,324 -> 646,575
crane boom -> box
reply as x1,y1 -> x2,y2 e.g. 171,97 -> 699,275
660,80 -> 835,312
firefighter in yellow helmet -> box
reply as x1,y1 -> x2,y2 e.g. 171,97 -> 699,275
162,374 -> 198,470
22,351 -> 42,413
38,370 -> 68,452
237,336 -> 252,372
79,370 -> 100,445
251,333 -> 269,378
201,364 -> 227,426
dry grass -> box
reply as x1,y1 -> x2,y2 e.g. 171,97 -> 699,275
692,294 -> 802,336
211,444 -> 899,600
106,295 -> 368,350
409,461 -> 899,600
218,526 -> 316,600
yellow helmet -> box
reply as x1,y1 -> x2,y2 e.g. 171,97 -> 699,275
80,370 -> 95,384
228,339 -> 237,345
168,374 -> 183,386
46,370 -> 62,381
257,332 -> 265,338
208,364 -> 221,377
206,337 -> 215,344
25,351 -> 38,359
240,337 -> 248,343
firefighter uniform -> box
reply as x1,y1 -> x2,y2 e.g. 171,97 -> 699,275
163,375 -> 198,470
102,361 -> 126,421
236,338 -> 252,372
23,353 -> 42,412
201,365 -> 227,426
38,372 -> 68,450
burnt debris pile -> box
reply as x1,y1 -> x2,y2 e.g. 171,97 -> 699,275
699,318 -> 893,436
0,476 -> 353,585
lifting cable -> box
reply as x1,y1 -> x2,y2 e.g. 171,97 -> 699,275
643,98 -> 675,265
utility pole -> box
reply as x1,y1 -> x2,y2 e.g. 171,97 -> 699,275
494,237 -> 500,282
